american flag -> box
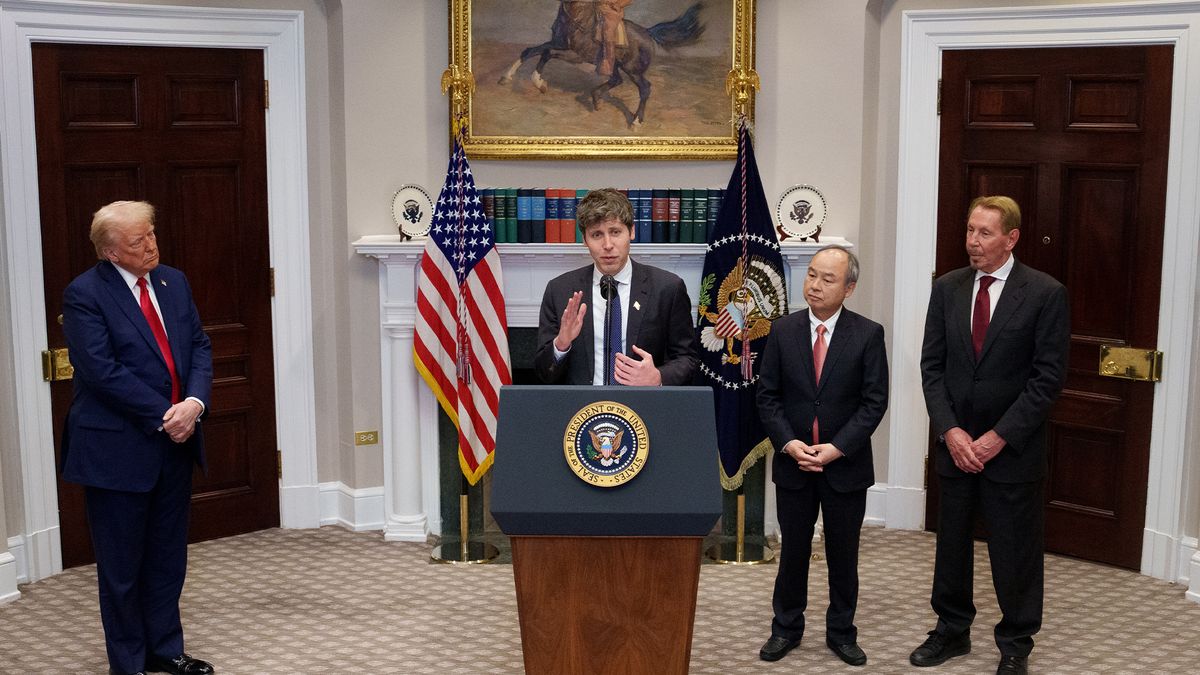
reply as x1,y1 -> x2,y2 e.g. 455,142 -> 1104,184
413,138 -> 512,485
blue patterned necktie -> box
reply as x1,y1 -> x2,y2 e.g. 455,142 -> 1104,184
606,283 -> 623,385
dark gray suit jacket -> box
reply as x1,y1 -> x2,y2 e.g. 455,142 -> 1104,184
921,258 -> 1070,483
757,308 -> 889,493
534,260 -> 698,385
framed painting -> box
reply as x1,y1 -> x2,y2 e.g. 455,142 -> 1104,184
447,0 -> 757,159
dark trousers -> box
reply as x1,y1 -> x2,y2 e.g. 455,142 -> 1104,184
85,446 -> 193,674
771,478 -> 867,643
931,474 -> 1044,656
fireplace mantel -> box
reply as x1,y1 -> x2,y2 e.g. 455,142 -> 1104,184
352,236 -> 852,539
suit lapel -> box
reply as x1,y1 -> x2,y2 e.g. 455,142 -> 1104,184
149,268 -> 186,373
817,310 -> 853,394
795,309 -> 816,388
979,260 -> 1028,362
624,261 -> 649,354
99,262 -> 163,362
952,271 -> 976,362
577,265 -> 596,381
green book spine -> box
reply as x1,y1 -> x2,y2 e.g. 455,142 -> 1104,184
503,188 -> 518,244
575,189 -> 588,242
679,188 -> 695,245
693,189 -> 709,243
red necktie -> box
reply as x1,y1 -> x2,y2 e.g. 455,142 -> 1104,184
972,275 -> 997,360
137,277 -> 180,403
812,323 -> 827,443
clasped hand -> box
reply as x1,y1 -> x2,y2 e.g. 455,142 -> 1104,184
945,427 -> 1006,473
783,440 -> 843,472
162,399 -> 203,443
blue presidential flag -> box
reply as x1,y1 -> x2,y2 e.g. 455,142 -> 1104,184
696,122 -> 788,489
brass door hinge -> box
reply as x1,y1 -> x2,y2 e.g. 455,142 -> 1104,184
936,78 -> 942,116
277,449 -> 282,479
41,347 -> 74,382
270,267 -> 275,297
264,80 -> 270,110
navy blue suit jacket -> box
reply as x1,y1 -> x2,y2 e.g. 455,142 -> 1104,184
61,261 -> 213,492
757,308 -> 889,493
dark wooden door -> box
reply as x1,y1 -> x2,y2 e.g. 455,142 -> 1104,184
926,46 -> 1172,569
33,43 -> 280,568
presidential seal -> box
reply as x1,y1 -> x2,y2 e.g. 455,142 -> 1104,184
563,401 -> 650,487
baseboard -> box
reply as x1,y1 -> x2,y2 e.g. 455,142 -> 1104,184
864,484 -> 888,528
0,550 -> 19,605
883,483 -> 926,530
1188,547 -> 1200,604
318,482 -> 384,531
278,483 -> 321,529
6,535 -> 26,585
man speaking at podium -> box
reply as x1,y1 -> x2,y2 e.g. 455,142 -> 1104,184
535,188 -> 698,386
755,245 -> 889,667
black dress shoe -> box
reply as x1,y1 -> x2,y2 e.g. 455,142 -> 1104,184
145,653 -> 214,675
826,638 -> 867,666
759,634 -> 801,661
997,654 -> 1028,674
909,630 -> 971,666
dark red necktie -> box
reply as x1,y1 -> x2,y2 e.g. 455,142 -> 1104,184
137,277 -> 180,403
972,275 -> 997,360
812,323 -> 827,443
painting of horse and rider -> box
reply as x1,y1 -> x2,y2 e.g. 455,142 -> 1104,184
464,0 -> 744,155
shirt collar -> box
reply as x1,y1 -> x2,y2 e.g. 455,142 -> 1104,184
810,305 -> 844,333
592,258 -> 633,286
976,254 -> 1015,282
112,263 -> 146,291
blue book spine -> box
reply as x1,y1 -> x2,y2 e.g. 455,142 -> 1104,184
516,188 -> 533,243
531,188 -> 546,242
561,191 -> 578,243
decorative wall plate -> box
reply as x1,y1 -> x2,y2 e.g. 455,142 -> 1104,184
775,184 -> 827,239
391,184 -> 434,237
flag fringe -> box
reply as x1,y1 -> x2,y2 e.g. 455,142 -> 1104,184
718,436 -> 773,490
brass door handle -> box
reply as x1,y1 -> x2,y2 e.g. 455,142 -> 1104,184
1099,345 -> 1162,382
41,347 -> 74,382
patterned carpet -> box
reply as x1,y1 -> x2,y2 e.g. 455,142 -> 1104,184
1,526 -> 1198,674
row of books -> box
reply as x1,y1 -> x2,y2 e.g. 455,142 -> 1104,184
479,188 -> 728,244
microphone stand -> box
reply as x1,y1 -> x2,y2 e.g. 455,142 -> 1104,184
601,275 -> 615,385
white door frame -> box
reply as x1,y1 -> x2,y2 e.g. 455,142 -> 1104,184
0,0 -> 319,583
887,1 -> 1200,583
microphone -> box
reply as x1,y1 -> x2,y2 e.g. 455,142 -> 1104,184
600,275 -> 615,385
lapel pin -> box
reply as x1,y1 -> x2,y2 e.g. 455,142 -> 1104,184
634,300 -> 641,311
160,279 -> 167,287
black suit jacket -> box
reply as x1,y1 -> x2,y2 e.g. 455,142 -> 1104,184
534,260 -> 698,385
921,259 -> 1070,483
757,308 -> 889,493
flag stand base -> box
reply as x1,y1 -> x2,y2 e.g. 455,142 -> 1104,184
705,492 -> 776,564
431,490 -> 498,563
431,538 -> 499,564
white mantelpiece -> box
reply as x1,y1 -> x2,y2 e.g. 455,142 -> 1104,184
352,237 -> 851,539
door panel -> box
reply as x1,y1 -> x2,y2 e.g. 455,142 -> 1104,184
929,45 -> 1171,569
33,43 -> 279,567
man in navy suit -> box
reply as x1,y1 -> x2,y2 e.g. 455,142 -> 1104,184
61,201 -> 214,675
755,245 -> 889,666
910,196 -> 1069,675
535,188 -> 697,386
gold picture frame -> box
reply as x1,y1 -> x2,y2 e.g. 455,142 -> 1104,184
447,0 -> 758,160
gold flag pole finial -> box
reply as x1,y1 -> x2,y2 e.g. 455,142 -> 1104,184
726,67 -> 760,123
441,63 -> 475,139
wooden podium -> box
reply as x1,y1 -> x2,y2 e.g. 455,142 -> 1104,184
493,386 -> 721,675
